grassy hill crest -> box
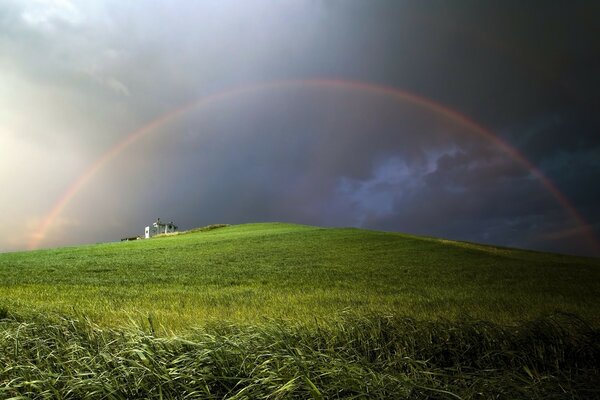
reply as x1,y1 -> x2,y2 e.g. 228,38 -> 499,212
1,222 -> 598,330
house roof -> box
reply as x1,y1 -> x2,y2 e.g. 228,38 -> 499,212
152,220 -> 177,228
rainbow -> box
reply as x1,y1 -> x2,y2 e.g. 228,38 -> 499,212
28,79 -> 600,252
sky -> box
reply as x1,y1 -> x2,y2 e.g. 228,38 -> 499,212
1,0 -> 599,256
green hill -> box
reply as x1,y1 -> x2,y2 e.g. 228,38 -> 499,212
1,223 -> 599,398
1,222 -> 598,330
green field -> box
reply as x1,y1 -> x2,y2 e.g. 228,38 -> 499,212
1,223 -> 599,398
1,223 -> 598,330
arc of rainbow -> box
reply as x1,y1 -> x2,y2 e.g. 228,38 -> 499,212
29,79 -> 600,252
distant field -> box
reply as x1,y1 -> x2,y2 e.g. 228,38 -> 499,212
1,223 -> 599,398
0,222 -> 598,331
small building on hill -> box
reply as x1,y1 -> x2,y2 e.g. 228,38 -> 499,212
145,218 -> 178,238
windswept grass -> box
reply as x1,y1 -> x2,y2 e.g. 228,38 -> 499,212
0,312 -> 598,399
1,223 -> 599,397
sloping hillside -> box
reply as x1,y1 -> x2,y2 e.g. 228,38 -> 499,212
1,223 -> 599,398
0,222 -> 598,330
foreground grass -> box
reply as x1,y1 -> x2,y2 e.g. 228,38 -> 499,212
0,312 -> 598,399
0,223 -> 599,331
1,223 -> 599,398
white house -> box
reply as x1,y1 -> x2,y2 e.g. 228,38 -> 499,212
145,218 -> 178,238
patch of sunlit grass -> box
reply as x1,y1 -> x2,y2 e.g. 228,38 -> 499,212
1,222 -> 599,331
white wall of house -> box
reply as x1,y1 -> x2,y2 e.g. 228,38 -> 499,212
144,220 -> 178,238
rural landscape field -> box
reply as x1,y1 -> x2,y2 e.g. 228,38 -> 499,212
2,1 -> 600,398
1,223 -> 599,398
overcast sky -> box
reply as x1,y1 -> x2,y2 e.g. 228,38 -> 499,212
1,0 -> 599,256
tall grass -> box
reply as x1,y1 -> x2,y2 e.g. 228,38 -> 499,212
1,223 -> 599,397
1,311 -> 598,399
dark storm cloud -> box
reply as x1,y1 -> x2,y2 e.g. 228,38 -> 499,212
1,1 -> 598,256
346,147 -> 582,253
